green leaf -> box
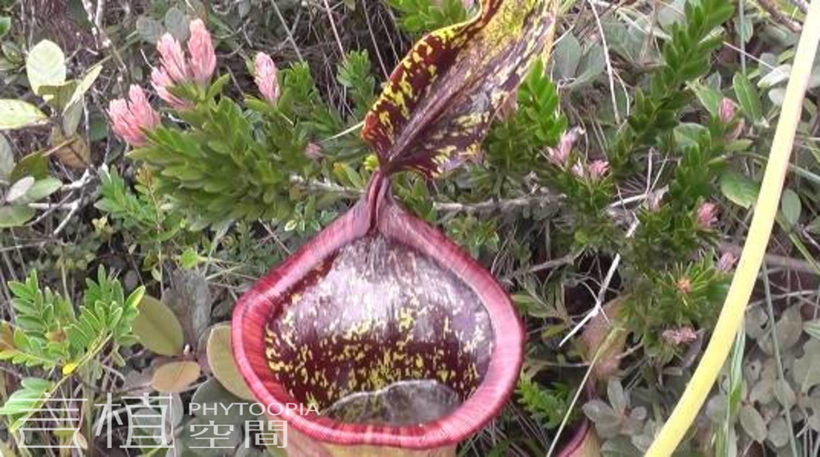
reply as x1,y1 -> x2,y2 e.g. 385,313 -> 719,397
657,0 -> 687,32
0,100 -> 48,130
151,360 -> 200,393
0,205 -> 35,228
720,171 -> 759,209
0,16 -> 11,39
792,340 -> 820,392
806,320 -> 820,340
65,64 -> 103,111
136,16 -> 165,44
554,33 -> 582,80
0,135 -> 12,181
179,247 -> 203,270
693,83 -> 723,118
758,64 -> 790,89
767,417 -> 790,448
16,177 -> 61,204
739,404 -> 767,442
0,377 -> 52,417
607,378 -> 627,414
780,188 -> 801,227
132,295 -> 185,356
733,73 -> 763,126
673,123 -> 706,148
10,151 -> 48,181
37,81 -> 77,111
25,40 -> 66,96
570,44 -> 606,89
6,176 -> 34,203
207,325 -> 255,400
164,7 -> 190,42
582,399 -> 621,438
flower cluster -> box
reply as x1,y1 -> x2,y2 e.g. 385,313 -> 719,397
151,19 -> 216,109
546,128 -> 610,182
107,86 -> 160,147
108,18 -> 282,148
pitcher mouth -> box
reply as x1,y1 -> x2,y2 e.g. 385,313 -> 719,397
232,181 -> 525,449
263,234 -> 494,415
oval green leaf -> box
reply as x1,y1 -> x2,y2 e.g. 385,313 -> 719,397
132,295 -> 185,356
780,188 -> 802,227
0,205 -> 35,228
720,171 -> 760,209
207,325 -> 254,401
151,361 -> 200,393
26,40 -> 66,95
0,100 -> 48,130
16,177 -> 62,205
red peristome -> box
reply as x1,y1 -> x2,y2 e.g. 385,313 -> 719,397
232,173 -> 525,449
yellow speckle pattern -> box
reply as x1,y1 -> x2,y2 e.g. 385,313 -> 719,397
264,236 -> 494,410
361,0 -> 553,177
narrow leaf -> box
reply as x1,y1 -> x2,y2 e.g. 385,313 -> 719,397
733,73 -> 763,125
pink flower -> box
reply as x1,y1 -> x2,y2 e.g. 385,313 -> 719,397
719,98 -> 736,123
254,52 -> 280,103
108,85 -> 160,147
128,85 -> 160,130
151,67 -> 190,110
717,252 -> 737,272
547,127 -> 584,167
662,326 -> 697,345
188,19 -> 216,85
587,160 -> 609,181
696,202 -> 717,230
156,34 -> 190,83
305,142 -> 323,160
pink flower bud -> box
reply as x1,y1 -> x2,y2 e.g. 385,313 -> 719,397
548,127 -> 584,167
157,33 -> 190,84
107,85 -> 160,147
676,277 -> 692,294
662,326 -> 697,345
696,202 -> 717,230
187,19 -> 216,85
305,142 -> 323,160
254,52 -> 280,103
717,252 -> 737,272
571,161 -> 585,178
151,67 -> 190,110
587,160 -> 609,181
719,98 -> 736,123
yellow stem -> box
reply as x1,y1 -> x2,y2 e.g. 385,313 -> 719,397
646,1 -> 820,455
